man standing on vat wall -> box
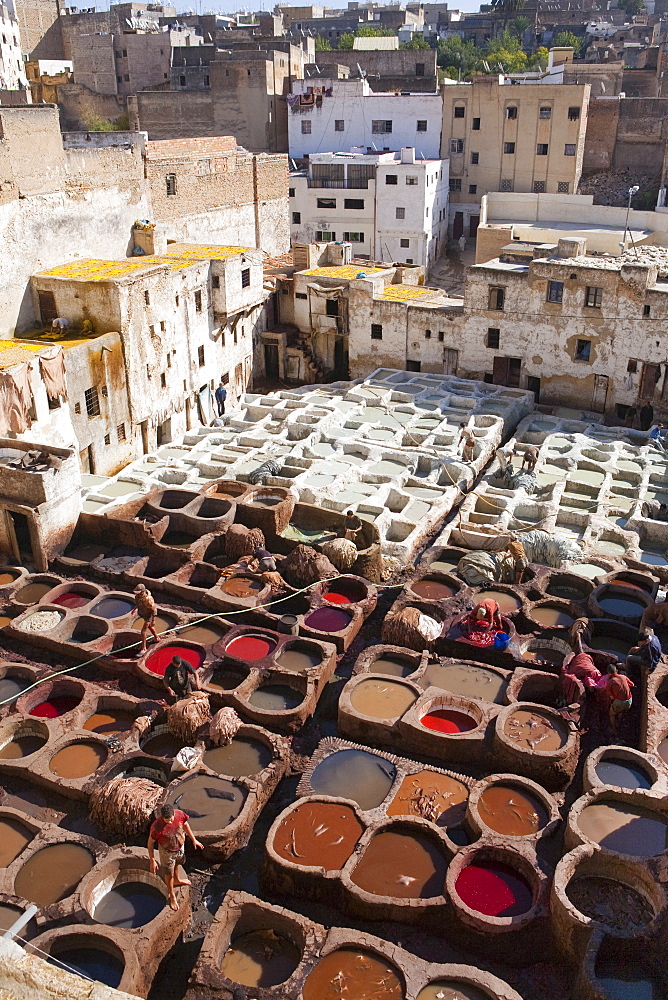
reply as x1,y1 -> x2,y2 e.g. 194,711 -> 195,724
148,803 -> 203,910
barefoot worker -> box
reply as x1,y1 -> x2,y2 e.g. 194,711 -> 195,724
148,803 -> 203,910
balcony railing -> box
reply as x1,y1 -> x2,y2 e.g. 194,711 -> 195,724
307,178 -> 370,189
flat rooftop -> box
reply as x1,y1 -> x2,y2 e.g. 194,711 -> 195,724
36,244 -> 254,283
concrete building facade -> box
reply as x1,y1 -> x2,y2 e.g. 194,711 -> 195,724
289,148 -> 448,269
441,76 -> 590,239
288,78 -> 443,160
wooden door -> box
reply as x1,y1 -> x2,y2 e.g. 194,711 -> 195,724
492,356 -> 509,385
38,291 -> 57,324
591,374 -> 609,413
640,363 -> 661,399
453,212 -> 464,239
444,348 -> 458,375
469,215 -> 480,237
264,342 -> 279,378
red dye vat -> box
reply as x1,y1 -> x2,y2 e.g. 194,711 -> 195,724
305,607 -> 352,633
455,861 -> 533,917
322,591 -> 352,605
51,593 -> 90,609
226,635 -> 276,661
421,709 -> 477,734
30,695 -> 81,718
145,645 -> 204,677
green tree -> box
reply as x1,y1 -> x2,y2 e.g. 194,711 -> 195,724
400,34 -> 431,49
510,15 -> 530,37
484,30 -> 529,72
529,45 -> 549,68
82,111 -> 116,131
315,34 -> 332,50
619,0 -> 645,15
552,30 -> 582,54
437,35 -> 480,79
113,112 -> 130,130
338,32 -> 355,49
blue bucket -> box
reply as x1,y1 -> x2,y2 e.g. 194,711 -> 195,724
494,632 -> 510,651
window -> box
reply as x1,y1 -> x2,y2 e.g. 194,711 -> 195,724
241,268 -> 250,288
486,328 -> 500,349
406,360 -> 421,372
144,290 -> 150,306
179,74 -> 185,86
149,324 -> 155,337
539,106 -> 552,119
558,181 -> 570,194
204,75 -> 209,87
289,187 -> 295,197
221,372 -> 230,385
568,106 -> 580,120
194,289 -> 202,312
292,212 -> 301,224
644,304 -> 651,317
74,402 -> 81,415
488,287 -> 505,311
334,119 -> 344,131
326,299 -> 339,317
533,180 -> 546,193
371,324 -> 383,340
117,423 -> 126,442
627,359 -> 638,373
160,372 -> 166,388
417,120 -> 428,132
122,48 -> 127,57
438,331 -> 444,342
506,106 -> 517,120
166,173 -> 176,196
301,120 -> 311,134
343,232 -> 364,242
471,152 -> 479,164
585,285 -> 603,308
372,120 -> 392,134
416,62 -> 425,76
406,259 -> 413,264
536,143 -> 548,156
564,144 -> 576,156
175,294 -> 179,306
317,197 -> 336,209
449,138 -> 464,154
574,339 -> 591,361
449,178 -> 462,192
212,275 -> 220,290
117,75 -> 122,84
454,106 -> 465,118
160,320 -> 166,331
425,329 -> 432,339
472,117 -> 480,130
316,230 -> 336,241
84,386 -> 100,418
344,198 -> 364,210
547,280 -> 564,304
504,142 -> 515,154
396,206 -> 406,219
296,292 -> 307,300
198,345 -> 205,366
406,175 -> 418,185
501,179 -> 513,192
386,175 -> 397,185
400,238 -> 410,248
469,184 -> 477,194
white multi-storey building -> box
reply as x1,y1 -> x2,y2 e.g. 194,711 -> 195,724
0,1 -> 27,92
290,148 -> 449,269
288,78 -> 443,160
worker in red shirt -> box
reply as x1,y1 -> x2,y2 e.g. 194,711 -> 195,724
603,664 -> 634,737
148,803 -> 203,910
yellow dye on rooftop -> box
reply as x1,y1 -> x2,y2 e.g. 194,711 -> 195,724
381,285 -> 436,301
163,243 -> 253,260
300,266 -> 387,279
0,340 -> 54,370
38,244 -> 253,283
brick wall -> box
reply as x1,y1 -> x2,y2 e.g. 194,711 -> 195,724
582,98 -> 619,176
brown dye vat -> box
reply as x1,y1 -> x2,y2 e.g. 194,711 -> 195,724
302,948 -> 404,1000
566,875 -> 656,932
350,678 -> 417,719
478,785 -> 548,837
220,577 -> 263,599
531,606 -> 574,628
49,743 -> 107,779
351,830 -> 448,899
0,572 -> 19,585
577,802 -> 668,857
422,662 -> 507,704
369,657 -> 416,678
177,624 -> 225,645
142,732 -> 183,758
275,646 -> 322,673
220,929 -> 301,988
0,903 -> 25,931
202,738 -> 272,777
522,647 -> 564,665
0,817 -> 33,867
208,666 -> 248,692
0,616 -> 12,628
14,843 -> 94,905
273,801 -> 364,870
0,734 -> 46,759
411,579 -> 456,600
168,775 -> 246,831
476,590 -> 522,614
387,770 -> 468,828
131,614 -> 177,635
504,709 -> 567,752
417,982 -> 488,1000
14,583 -> 53,604
83,710 -> 135,736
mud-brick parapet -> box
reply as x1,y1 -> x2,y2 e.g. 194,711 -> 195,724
185,889 -> 524,1000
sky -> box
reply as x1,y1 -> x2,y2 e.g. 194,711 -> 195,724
103,0 -> 484,18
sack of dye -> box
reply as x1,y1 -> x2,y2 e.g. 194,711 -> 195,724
172,746 -> 202,773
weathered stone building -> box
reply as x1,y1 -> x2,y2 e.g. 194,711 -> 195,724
314,49 -> 438,94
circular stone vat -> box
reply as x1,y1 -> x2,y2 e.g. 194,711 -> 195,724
422,662 -> 508,704
275,641 -> 322,674
0,568 -> 21,587
202,737 -> 272,777
208,664 -> 249,691
246,491 -> 286,508
29,692 -> 81,719
587,621 -> 638,661
144,644 -> 204,677
47,938 -> 124,988
477,783 -> 549,837
455,860 -> 534,917
310,749 -> 396,810
273,801 -> 364,870
305,607 -> 352,633
0,673 -> 31,701
302,948 -> 404,1000
545,574 -> 593,601
91,596 -> 135,619
596,587 -> 646,622
93,879 -> 165,929
131,611 -> 178,635
350,678 -> 417,719
514,674 -> 564,708
175,623 -> 226,645
166,774 -> 246,831
521,637 -> 570,666
410,577 -> 457,601
13,579 -> 60,604
248,683 -> 303,711
594,756 -> 653,791
369,654 -> 417,678
421,708 -> 477,734
83,708 -> 135,736
225,634 -> 277,660
16,608 -> 64,633
14,843 -> 94,905
220,928 -> 300,988
529,602 -> 574,628
387,770 -> 468,828
351,828 -> 449,898
475,589 -> 522,615
322,578 -> 368,605
48,588 -> 94,609
0,721 -> 48,760
503,707 -> 567,752
0,816 -> 33,866
141,726 -> 183,759
417,983 -> 489,1000
566,874 -> 656,933
576,801 -> 668,857
49,741 -> 108,779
